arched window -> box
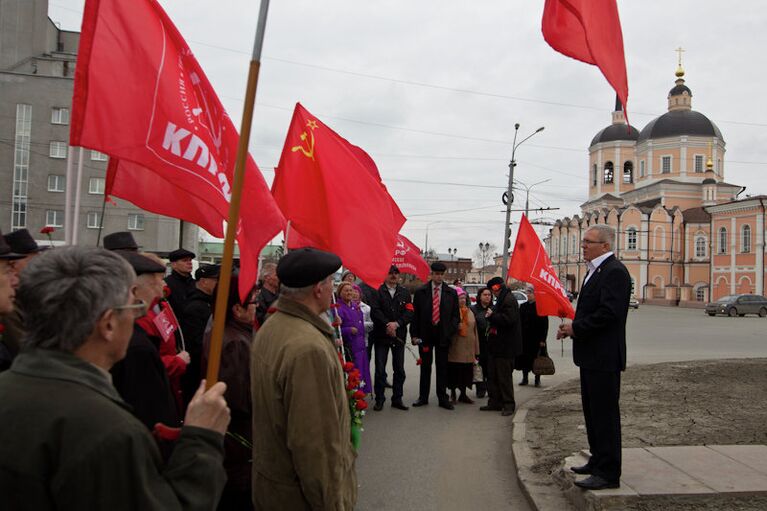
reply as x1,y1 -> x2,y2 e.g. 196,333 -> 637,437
695,236 -> 706,258
742,225 -> 752,253
572,234 -> 578,256
592,164 -> 598,186
653,226 -> 665,253
603,162 -> 614,184
623,161 -> 633,184
627,227 -> 637,250
718,227 -> 728,254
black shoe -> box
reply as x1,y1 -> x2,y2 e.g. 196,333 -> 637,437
501,406 -> 515,416
373,401 -> 384,411
412,399 -> 429,407
479,404 -> 503,411
570,464 -> 592,475
438,401 -> 455,410
574,475 -> 619,490
534,375 -> 541,387
391,401 -> 409,411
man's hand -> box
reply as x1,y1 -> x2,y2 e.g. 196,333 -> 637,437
556,323 -> 574,340
386,322 -> 398,337
485,310 -> 493,318
184,380 -> 230,435
350,327 -> 358,335
176,350 -> 191,365
411,337 -> 420,346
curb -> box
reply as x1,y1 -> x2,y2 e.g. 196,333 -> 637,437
511,384 -> 577,511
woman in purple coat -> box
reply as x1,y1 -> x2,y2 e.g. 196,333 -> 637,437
336,281 -> 372,395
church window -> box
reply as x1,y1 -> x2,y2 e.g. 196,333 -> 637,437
695,236 -> 706,258
593,164 -> 597,186
661,156 -> 672,174
742,225 -> 752,253
695,286 -> 706,302
640,160 -> 645,177
694,155 -> 704,173
718,227 -> 728,254
603,161 -> 614,184
623,161 -> 633,184
627,228 -> 637,250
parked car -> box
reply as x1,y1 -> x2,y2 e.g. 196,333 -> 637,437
705,294 -> 767,317
629,296 -> 639,309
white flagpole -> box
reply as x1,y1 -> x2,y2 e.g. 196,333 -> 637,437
72,147 -> 85,245
64,146 -> 75,244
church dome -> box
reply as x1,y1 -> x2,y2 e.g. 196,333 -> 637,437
590,124 -> 640,147
637,109 -> 722,143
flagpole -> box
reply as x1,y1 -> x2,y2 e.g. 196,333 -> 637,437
64,146 -> 75,244
95,195 -> 107,246
72,147 -> 85,245
205,0 -> 270,388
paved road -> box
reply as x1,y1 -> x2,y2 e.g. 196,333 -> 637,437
354,305 -> 767,510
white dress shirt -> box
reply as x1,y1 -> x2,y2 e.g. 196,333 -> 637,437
583,251 -> 614,287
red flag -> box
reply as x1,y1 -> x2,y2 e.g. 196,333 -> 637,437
392,234 -> 430,282
70,0 -> 284,299
508,215 -> 575,319
542,0 -> 629,121
272,103 -> 406,288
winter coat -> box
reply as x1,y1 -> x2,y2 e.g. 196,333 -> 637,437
448,306 -> 480,364
517,301 -> 549,370
486,287 -> 523,358
370,284 -> 413,345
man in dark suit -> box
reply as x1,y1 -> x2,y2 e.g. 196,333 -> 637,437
410,262 -> 460,410
370,266 -> 413,411
557,225 -> 631,491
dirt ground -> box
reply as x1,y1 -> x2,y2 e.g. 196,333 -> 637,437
525,359 -> 767,510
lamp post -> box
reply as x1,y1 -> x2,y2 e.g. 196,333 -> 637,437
516,178 -> 552,217
501,124 -> 544,280
478,242 -> 491,282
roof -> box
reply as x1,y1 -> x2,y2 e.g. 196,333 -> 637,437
638,109 -> 723,143
634,198 -> 661,209
702,178 -> 717,184
669,84 -> 692,96
590,123 -> 640,146
682,207 -> 711,223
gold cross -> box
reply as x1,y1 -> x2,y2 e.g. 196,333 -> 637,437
675,46 -> 685,67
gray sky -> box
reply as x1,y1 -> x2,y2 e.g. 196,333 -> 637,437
51,1 -> 767,262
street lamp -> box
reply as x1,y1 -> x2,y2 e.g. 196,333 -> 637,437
516,178 -> 552,217
501,124 -> 544,280
478,242 -> 491,282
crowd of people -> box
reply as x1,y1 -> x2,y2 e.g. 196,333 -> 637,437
0,222 -> 630,507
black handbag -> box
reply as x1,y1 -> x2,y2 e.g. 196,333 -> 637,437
532,347 -> 555,376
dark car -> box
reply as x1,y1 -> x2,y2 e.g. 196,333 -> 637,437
705,294 -> 767,317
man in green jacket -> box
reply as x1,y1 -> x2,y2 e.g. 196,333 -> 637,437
251,248 -> 357,510
0,246 -> 230,510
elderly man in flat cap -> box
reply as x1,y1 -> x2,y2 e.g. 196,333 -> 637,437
251,248 -> 357,510
0,230 -> 24,372
164,248 -> 196,313
410,261 -> 460,410
4,228 -> 48,277
102,231 -> 139,251
0,246 -> 229,510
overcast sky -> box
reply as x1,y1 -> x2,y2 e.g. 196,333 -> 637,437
50,1 -> 767,262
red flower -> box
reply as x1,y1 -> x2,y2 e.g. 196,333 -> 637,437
40,226 -> 54,234
162,285 -> 171,298
405,303 -> 414,312
330,303 -> 341,309
349,369 -> 361,380
332,320 -> 342,328
416,358 -> 422,366
422,346 -> 430,353
343,362 -> 355,372
346,380 -> 358,391
352,389 -> 365,400
488,327 -> 498,336
355,399 -> 368,411
0,323 -> 5,334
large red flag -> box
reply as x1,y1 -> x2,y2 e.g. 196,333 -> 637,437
542,0 -> 629,121
392,234 -> 430,282
70,0 -> 285,298
508,215 -> 575,319
272,103 -> 406,288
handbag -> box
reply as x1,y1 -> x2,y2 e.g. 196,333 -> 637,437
472,361 -> 484,383
532,348 -> 555,376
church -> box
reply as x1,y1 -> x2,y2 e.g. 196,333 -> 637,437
547,61 -> 765,307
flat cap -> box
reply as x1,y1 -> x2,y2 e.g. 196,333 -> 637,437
116,250 -> 167,275
195,264 -> 220,280
388,265 -> 400,274
0,229 -> 24,260
4,229 -> 46,255
277,248 -> 342,288
103,231 -> 139,251
430,261 -> 447,272
169,248 -> 196,262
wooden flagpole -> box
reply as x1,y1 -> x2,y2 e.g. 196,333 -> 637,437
205,0 -> 271,388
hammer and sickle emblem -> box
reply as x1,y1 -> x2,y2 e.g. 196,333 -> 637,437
291,119 -> 318,160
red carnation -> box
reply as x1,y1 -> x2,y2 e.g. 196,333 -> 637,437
355,399 -> 368,411
0,323 -> 5,334
416,358 -> 422,366
343,362 -> 355,372
40,226 -> 54,234
332,320 -> 342,328
489,327 -> 498,335
352,390 -> 365,400
330,303 -> 340,309
349,369 -> 361,380
422,346 -> 430,353
405,303 -> 414,312
162,285 -> 171,298
346,380 -> 358,390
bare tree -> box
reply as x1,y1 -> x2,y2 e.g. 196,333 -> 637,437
474,242 -> 497,282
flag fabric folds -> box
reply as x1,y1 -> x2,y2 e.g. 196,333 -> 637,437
508,215 -> 575,319
273,103 -> 406,288
542,0 -> 629,121
392,234 -> 430,283
70,0 -> 285,297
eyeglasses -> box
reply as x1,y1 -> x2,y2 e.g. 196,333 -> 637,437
581,239 -> 605,245
113,300 -> 148,319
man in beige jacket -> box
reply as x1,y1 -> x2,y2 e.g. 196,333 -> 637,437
251,248 -> 357,510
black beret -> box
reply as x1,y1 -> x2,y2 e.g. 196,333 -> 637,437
168,248 -> 196,262
195,264 -> 220,280
116,250 -> 167,275
277,248 -> 342,288
388,265 -> 400,275
103,231 -> 139,251
4,229 -> 46,255
487,276 -> 505,289
0,229 -> 24,260
430,261 -> 447,272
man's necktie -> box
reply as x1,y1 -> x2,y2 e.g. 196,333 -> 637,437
432,285 -> 440,325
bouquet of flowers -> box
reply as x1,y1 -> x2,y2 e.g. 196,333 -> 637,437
339,356 -> 367,450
